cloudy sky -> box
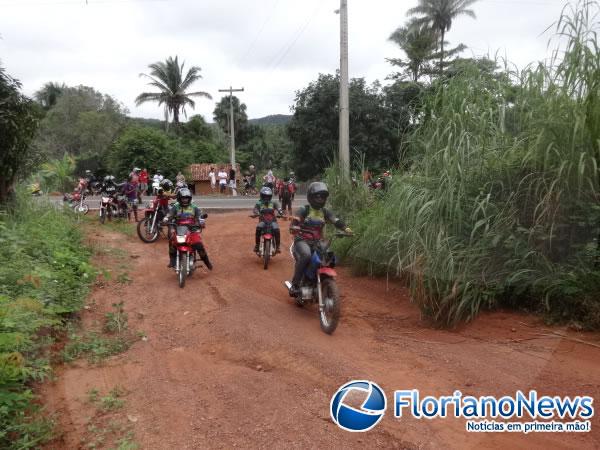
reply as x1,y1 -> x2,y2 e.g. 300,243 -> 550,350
0,0 -> 570,121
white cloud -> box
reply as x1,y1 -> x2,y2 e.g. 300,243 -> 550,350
0,0 -> 571,121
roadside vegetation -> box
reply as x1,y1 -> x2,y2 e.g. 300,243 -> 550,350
0,192 -> 94,448
329,1 -> 600,329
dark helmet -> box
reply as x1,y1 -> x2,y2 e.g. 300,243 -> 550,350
104,175 -> 115,183
260,186 -> 273,203
307,181 -> 329,209
160,178 -> 173,190
177,188 -> 192,207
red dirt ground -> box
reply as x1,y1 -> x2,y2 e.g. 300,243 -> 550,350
41,212 -> 600,449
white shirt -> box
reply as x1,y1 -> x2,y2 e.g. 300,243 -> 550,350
218,171 -> 228,185
209,171 -> 216,184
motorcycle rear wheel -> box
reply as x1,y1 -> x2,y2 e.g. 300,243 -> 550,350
178,253 -> 188,288
137,217 -> 159,243
319,277 -> 340,334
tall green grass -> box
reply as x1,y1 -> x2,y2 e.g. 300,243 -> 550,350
332,1 -> 600,328
0,191 -> 94,448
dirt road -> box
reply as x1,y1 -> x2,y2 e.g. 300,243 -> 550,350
42,212 -> 600,449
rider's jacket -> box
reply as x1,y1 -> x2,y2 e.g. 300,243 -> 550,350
101,183 -> 117,197
292,205 -> 346,241
253,200 -> 282,222
166,202 -> 204,229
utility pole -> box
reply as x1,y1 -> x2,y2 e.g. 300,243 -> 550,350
339,0 -> 350,180
218,86 -> 244,167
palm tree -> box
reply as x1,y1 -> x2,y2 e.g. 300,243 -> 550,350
388,23 -> 438,82
135,56 -> 212,129
34,81 -> 66,110
407,0 -> 478,72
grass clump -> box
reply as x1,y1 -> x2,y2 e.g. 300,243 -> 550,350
331,1 -> 600,328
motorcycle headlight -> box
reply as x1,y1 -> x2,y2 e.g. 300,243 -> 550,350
176,236 -> 186,244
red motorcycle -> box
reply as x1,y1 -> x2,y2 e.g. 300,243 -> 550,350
250,212 -> 283,270
63,190 -> 89,215
169,215 -> 208,288
137,197 -> 171,243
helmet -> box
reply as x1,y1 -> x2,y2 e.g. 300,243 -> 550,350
177,188 -> 192,207
160,178 -> 173,190
307,182 -> 329,209
85,170 -> 92,175
133,167 -> 141,173
249,165 -> 255,170
104,175 -> 115,183
289,171 -> 295,176
260,186 -> 273,203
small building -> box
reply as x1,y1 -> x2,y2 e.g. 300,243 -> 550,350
188,163 -> 241,195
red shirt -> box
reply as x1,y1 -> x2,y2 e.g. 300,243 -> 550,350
139,170 -> 149,183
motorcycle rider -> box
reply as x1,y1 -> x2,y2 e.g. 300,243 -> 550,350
253,186 -> 284,254
122,175 -> 139,221
163,188 -> 213,271
101,175 -> 118,197
156,178 -> 176,219
288,182 -> 352,297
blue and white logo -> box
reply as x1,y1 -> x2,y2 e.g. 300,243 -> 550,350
330,380 -> 387,432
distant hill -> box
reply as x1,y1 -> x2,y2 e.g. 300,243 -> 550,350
128,117 -> 165,129
248,114 -> 292,126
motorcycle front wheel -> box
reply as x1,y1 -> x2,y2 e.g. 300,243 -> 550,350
319,277 -> 340,334
263,239 -> 271,270
74,203 -> 89,215
137,217 -> 159,243
178,253 -> 188,288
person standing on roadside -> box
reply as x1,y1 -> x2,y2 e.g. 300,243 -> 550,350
229,167 -> 237,196
209,167 -> 216,193
218,167 -> 228,194
139,168 -> 149,197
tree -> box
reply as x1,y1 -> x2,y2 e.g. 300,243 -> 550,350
135,56 -> 212,129
33,85 -> 127,161
0,65 -> 41,202
387,24 -> 438,82
213,95 -> 248,139
288,73 -> 403,179
108,126 -> 194,180
33,81 -> 66,110
407,0 -> 478,72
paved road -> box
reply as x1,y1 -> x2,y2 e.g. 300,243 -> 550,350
49,195 -> 307,210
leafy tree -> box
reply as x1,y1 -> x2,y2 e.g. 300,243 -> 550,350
0,65 -> 42,203
288,73 -> 405,179
33,85 -> 127,160
33,81 -> 66,110
108,126 -> 193,180
176,115 -> 228,163
135,56 -> 212,129
213,95 -> 248,139
407,0 -> 478,72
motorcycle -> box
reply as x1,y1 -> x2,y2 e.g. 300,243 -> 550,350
284,227 -> 352,334
98,191 -> 117,224
168,215 -> 208,288
115,194 -> 130,220
137,197 -> 172,243
89,181 -> 102,196
250,213 -> 282,270
63,191 -> 89,215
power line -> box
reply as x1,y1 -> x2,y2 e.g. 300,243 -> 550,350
265,0 -> 323,73
239,0 -> 281,65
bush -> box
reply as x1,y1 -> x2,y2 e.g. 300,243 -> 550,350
0,190 -> 93,448
331,1 -> 600,328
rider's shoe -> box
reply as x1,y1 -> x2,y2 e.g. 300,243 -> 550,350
288,284 -> 299,297
203,257 -> 213,271
167,256 -> 176,268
